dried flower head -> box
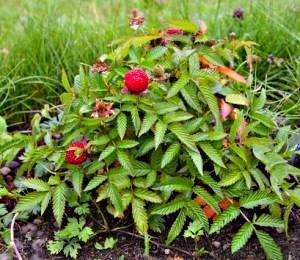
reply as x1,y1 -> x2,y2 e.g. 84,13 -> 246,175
233,8 -> 244,20
91,59 -> 108,73
129,9 -> 144,30
91,99 -> 115,118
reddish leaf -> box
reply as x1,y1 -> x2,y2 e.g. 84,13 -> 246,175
219,98 -> 233,121
203,205 -> 217,219
194,195 -> 207,206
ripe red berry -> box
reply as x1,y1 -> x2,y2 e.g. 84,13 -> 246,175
124,69 -> 149,94
65,138 -> 88,165
166,27 -> 183,35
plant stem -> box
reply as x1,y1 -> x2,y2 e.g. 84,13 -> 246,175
93,200 -> 110,231
10,213 -> 23,260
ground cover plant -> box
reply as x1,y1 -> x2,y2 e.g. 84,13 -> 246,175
1,16 -> 300,259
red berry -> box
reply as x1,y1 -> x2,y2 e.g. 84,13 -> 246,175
65,139 -> 88,165
124,69 -> 149,94
166,27 -> 183,35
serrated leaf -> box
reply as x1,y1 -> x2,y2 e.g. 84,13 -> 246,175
254,214 -> 284,228
154,121 -> 167,149
150,197 -> 186,215
167,73 -> 190,98
161,142 -> 180,168
145,46 -> 167,60
251,112 -> 277,129
61,68 -> 72,92
84,175 -> 107,191
240,191 -> 276,209
226,94 -> 249,106
189,52 -> 200,77
53,183 -> 66,227
184,200 -> 209,229
134,188 -> 162,203
199,142 -> 226,168
231,222 -> 253,253
169,123 -> 197,152
193,186 -> 220,214
14,191 -> 48,212
130,107 -> 141,133
209,205 -> 240,234
166,210 -> 186,245
219,171 -> 242,186
253,89 -> 266,111
99,146 -> 116,161
91,135 -> 110,146
154,177 -> 193,192
21,178 -> 50,191
132,197 -> 148,235
168,19 -> 198,32
117,149 -> 134,174
163,111 -> 194,124
107,183 -> 123,214
198,84 -> 222,130
180,85 -> 201,112
117,113 -> 127,140
139,113 -> 158,137
72,170 -> 83,196
117,139 -> 139,149
256,230 -> 282,260
186,148 -> 203,175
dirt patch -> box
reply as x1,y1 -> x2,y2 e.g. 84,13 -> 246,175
2,209 -> 300,260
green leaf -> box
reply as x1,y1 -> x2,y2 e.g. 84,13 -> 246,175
219,171 -> 242,187
21,178 -> 50,191
198,84 -> 222,130
53,183 -> 66,227
117,113 -> 127,140
71,170 -> 83,196
117,149 -> 134,174
226,94 -> 249,106
117,140 -> 139,149
84,175 -> 107,191
167,73 -> 190,98
209,205 -> 240,234
91,135 -> 110,146
169,123 -> 197,152
186,148 -> 203,175
14,191 -> 48,212
107,183 -> 123,214
163,111 -> 194,124
168,19 -> 198,32
193,186 -> 220,214
256,230 -> 282,260
41,191 -> 51,215
180,85 -> 201,112
240,191 -> 276,209
95,237 -> 118,250
166,210 -> 186,245
254,214 -> 284,228
154,177 -> 193,192
161,142 -> 180,168
150,197 -> 186,215
184,200 -> 209,229
61,68 -> 72,92
130,107 -> 141,133
154,121 -> 167,149
251,112 -> 277,129
199,142 -> 226,168
134,188 -> 162,203
229,110 -> 243,143
231,222 -> 254,253
99,146 -> 116,161
139,113 -> 158,137
132,197 -> 148,235
189,52 -> 200,78
289,188 -> 300,207
145,46 -> 167,60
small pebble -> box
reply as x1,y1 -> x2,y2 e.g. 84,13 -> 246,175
222,243 -> 230,250
21,223 -> 37,234
0,167 -> 11,176
8,161 -> 20,170
164,248 -> 170,255
212,241 -> 221,248
33,218 -> 43,225
276,228 -> 284,234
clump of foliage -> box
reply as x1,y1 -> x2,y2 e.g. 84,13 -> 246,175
0,19 -> 299,259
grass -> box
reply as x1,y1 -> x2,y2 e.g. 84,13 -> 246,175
0,0 -> 300,124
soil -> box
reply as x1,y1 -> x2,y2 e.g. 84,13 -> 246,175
1,208 -> 300,260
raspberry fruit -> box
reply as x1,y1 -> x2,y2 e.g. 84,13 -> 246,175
166,27 -> 183,35
124,69 -> 149,94
65,138 -> 88,165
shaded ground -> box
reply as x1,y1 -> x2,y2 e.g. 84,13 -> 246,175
2,208 -> 300,260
